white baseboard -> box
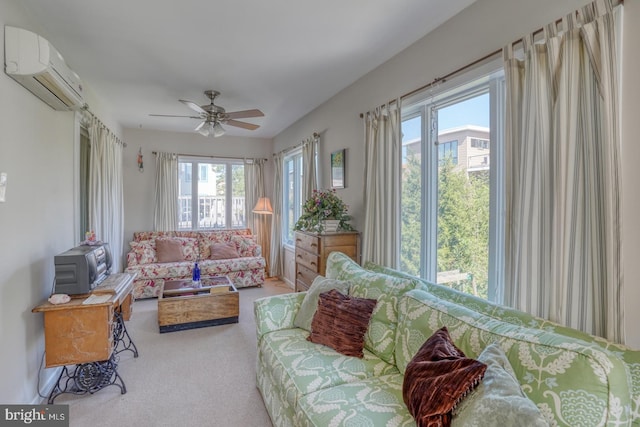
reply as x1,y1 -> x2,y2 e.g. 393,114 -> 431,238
30,366 -> 62,405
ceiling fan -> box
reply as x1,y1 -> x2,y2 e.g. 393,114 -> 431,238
150,90 -> 264,137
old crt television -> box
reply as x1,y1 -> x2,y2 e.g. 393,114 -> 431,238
54,243 -> 112,295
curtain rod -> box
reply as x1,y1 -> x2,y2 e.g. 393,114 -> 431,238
81,106 -> 127,147
273,132 -> 319,157
359,0 -> 623,118
151,151 -> 267,162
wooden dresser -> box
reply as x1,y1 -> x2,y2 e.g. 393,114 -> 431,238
294,230 -> 360,292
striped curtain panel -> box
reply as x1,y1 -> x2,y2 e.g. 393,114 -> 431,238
503,0 -> 623,342
153,152 -> 178,231
362,102 -> 401,267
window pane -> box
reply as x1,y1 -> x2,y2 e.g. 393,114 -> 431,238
178,159 -> 244,230
400,115 -> 422,277
178,162 -> 192,229
231,164 -> 245,227
436,93 -> 490,298
283,152 -> 304,245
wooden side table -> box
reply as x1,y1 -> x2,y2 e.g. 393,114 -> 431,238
32,273 -> 138,403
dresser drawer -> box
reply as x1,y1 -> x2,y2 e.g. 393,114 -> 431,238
294,232 -> 321,254
296,279 -> 311,292
296,264 -> 319,288
295,248 -> 320,272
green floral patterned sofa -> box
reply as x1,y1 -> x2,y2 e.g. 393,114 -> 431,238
255,252 -> 638,427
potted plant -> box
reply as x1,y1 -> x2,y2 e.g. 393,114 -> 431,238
294,189 -> 354,234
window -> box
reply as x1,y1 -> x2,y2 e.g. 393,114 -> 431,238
283,151 -> 303,245
178,158 -> 245,230
199,164 -> 208,182
437,140 -> 458,165
400,67 -> 504,301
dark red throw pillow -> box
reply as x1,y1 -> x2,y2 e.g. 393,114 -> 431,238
307,289 -> 377,358
402,327 -> 487,427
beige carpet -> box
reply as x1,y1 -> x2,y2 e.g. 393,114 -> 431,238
53,278 -> 292,427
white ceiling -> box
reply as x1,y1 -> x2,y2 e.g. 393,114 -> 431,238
19,0 -> 474,138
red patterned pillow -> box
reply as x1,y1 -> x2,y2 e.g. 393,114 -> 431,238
403,327 -> 487,427
307,289 -> 377,358
231,235 -> 258,257
129,240 -> 156,264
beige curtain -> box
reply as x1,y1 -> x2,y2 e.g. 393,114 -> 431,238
153,152 -> 178,231
88,116 -> 124,272
301,134 -> 318,201
504,0 -> 623,342
245,159 -> 271,275
362,102 -> 402,267
269,153 -> 284,277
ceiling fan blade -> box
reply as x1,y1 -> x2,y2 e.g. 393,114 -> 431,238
149,114 -> 202,119
225,109 -> 264,119
179,100 -> 207,114
226,119 -> 260,131
194,121 -> 206,132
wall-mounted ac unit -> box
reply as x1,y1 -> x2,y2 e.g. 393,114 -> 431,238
4,26 -> 85,111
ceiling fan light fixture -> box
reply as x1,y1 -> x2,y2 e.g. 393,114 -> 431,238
213,121 -> 225,137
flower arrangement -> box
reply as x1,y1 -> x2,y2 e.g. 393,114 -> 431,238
294,189 -> 354,233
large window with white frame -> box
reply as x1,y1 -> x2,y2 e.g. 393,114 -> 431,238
283,150 -> 303,246
177,157 -> 245,230
400,65 -> 504,301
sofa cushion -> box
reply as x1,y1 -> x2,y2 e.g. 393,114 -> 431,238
209,242 -> 239,260
403,326 -> 486,427
326,252 -> 416,366
396,289 -> 633,427
308,289 -> 377,358
198,230 -> 251,259
231,234 -> 259,257
452,343 -> 548,427
296,373 -> 413,427
157,237 -> 199,263
129,239 -> 157,264
294,276 -> 350,332
258,328 -> 398,414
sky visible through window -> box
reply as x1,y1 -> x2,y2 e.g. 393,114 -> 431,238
402,93 -> 490,142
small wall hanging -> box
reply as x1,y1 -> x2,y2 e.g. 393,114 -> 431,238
137,148 -> 144,172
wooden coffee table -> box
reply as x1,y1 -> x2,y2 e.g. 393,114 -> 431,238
157,276 -> 239,333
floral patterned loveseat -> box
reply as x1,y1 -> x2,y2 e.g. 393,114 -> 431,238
255,252 -> 639,427
125,229 -> 265,299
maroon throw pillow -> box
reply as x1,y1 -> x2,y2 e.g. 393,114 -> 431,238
402,327 -> 487,427
156,238 -> 185,263
209,242 -> 240,260
307,289 -> 377,358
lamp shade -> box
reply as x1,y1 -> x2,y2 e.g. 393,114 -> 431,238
252,197 -> 273,214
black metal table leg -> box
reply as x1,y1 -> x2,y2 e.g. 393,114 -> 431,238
113,310 -> 139,358
47,355 -> 126,404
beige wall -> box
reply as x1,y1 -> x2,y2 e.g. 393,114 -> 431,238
273,0 -> 640,347
121,128 -> 274,263
0,0 -> 122,403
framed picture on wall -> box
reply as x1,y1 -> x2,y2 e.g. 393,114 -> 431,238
331,149 -> 345,189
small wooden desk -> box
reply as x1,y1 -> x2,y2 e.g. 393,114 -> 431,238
32,273 -> 138,403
